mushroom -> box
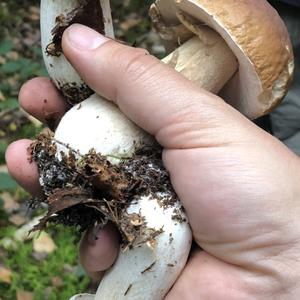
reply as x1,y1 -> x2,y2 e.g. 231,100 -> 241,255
36,1 -> 294,300
151,0 -> 294,119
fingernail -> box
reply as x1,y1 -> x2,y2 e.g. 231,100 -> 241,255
66,24 -> 109,50
87,224 -> 103,244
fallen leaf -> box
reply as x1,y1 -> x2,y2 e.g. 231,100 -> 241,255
31,251 -> 48,262
14,216 -> 44,242
0,265 -> 12,284
0,165 -> 8,172
33,232 -> 56,254
119,14 -> 141,31
44,287 -> 53,299
63,263 -> 76,274
28,6 -> 40,21
6,51 -> 19,60
32,187 -> 94,232
0,91 -> 5,101
51,276 -> 64,287
9,214 -> 27,226
2,192 -> 20,213
16,290 -> 33,300
0,237 -> 18,250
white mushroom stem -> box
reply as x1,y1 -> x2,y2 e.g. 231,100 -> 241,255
162,30 -> 238,93
41,0 -> 115,103
55,96 -> 192,300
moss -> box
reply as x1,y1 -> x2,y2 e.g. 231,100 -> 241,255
0,225 -> 89,300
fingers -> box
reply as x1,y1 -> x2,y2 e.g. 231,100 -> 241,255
6,78 -> 68,195
5,139 -> 41,196
19,77 -> 69,130
62,24 -> 242,149
79,223 -> 120,282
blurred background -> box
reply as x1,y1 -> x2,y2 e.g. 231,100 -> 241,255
0,0 -> 299,299
0,1 -> 160,299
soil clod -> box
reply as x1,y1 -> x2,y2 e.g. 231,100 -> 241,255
28,133 -> 185,248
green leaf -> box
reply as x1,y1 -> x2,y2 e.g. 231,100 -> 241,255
0,41 -> 13,55
0,172 -> 18,191
0,98 -> 18,110
0,141 -> 8,164
1,61 -> 21,74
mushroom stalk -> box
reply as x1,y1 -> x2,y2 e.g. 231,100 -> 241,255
41,0 -> 114,104
162,31 -> 238,93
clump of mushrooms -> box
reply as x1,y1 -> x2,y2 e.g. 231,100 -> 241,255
34,0 -> 294,299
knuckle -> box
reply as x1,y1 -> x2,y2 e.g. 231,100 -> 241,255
112,46 -> 154,82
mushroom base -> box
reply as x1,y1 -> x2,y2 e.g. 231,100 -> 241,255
28,133 -> 185,249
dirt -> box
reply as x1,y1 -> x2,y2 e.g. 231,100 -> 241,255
57,81 -> 93,106
44,0 -> 105,105
28,133 -> 184,248
46,0 -> 105,57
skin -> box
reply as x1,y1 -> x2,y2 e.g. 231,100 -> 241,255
6,24 -> 300,299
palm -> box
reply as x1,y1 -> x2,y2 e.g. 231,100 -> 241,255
164,125 -> 300,263
163,124 -> 300,298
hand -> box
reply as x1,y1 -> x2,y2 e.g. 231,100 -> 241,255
6,24 -> 300,299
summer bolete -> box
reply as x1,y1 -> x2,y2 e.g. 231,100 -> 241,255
34,1 -> 294,300
151,0 -> 294,119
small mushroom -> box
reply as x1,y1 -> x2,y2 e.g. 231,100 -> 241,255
37,1 -> 294,300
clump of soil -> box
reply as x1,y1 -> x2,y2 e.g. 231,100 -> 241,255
56,82 -> 93,105
46,0 -> 105,57
29,133 -> 181,248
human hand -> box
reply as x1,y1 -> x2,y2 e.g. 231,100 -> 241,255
6,24 -> 300,299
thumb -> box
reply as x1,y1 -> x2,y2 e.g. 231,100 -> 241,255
62,24 -> 248,149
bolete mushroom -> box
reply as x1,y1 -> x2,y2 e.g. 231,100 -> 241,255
151,0 -> 294,119
33,1 -> 294,300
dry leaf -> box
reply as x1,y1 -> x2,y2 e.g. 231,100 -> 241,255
44,287 -> 53,299
6,51 -> 19,60
2,192 -> 20,213
63,263 -> 75,274
120,16 -> 141,31
9,214 -> 27,226
0,265 -> 12,284
16,290 -> 33,300
33,232 -> 56,254
14,216 -> 44,242
0,91 -> 5,101
51,276 -> 64,287
0,165 -> 8,172
28,6 -> 40,21
0,237 -> 18,250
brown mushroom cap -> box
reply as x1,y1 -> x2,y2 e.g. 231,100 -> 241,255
153,0 -> 294,119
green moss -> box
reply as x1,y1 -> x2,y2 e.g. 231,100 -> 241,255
0,225 -> 89,300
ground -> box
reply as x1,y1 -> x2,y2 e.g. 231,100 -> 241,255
0,1 -> 163,299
